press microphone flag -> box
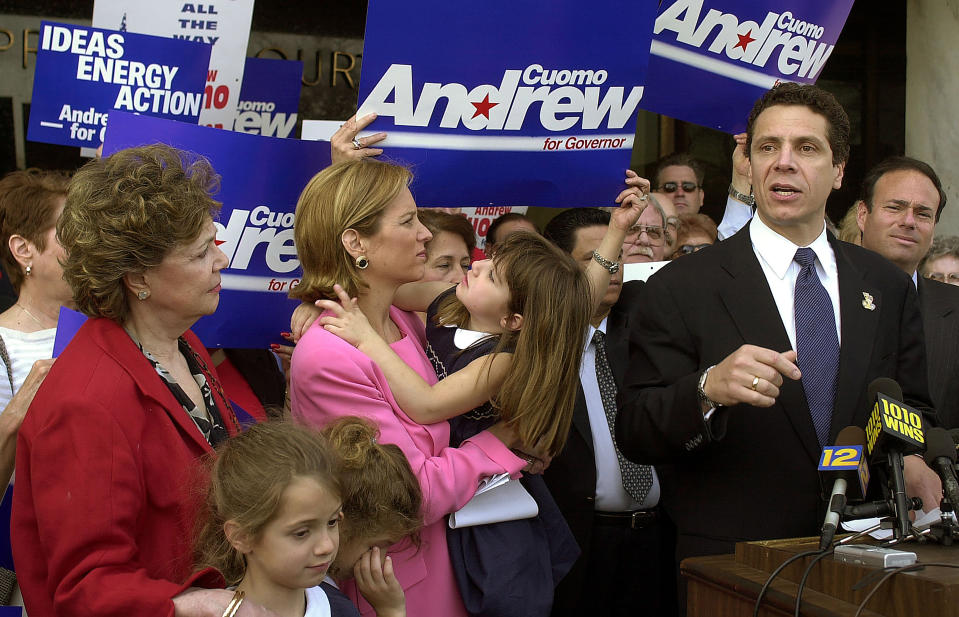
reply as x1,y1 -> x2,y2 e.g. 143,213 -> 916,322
818,426 -> 870,550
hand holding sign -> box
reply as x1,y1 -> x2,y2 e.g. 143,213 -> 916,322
331,113 -> 387,164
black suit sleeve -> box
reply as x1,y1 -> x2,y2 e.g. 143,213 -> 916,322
615,273 -> 725,465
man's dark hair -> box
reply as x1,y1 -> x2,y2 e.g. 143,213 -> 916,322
655,152 -> 704,186
745,82 -> 850,166
543,207 -> 610,254
485,212 -> 537,248
859,156 -> 947,222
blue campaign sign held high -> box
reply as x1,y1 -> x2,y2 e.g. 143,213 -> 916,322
103,111 -> 332,348
356,0 -> 657,208
28,21 -> 210,149
640,0 -> 855,133
234,57 -> 303,138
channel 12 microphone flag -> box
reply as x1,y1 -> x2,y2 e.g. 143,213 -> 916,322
27,21 -> 211,149
355,0 -> 658,208
640,0 -> 855,133
102,111 -> 332,348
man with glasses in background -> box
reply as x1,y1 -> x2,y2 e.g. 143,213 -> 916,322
655,153 -> 705,214
856,156 -> 959,428
623,196 -> 671,263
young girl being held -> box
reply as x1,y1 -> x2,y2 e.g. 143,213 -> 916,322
312,172 -> 649,617
193,421 -> 404,617
322,417 -> 423,617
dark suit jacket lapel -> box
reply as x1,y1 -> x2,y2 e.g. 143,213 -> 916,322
831,237 -> 881,436
718,228 -> 821,463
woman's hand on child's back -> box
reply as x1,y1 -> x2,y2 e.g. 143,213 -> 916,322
612,169 -> 652,231
317,284 -> 379,350
355,547 -> 406,617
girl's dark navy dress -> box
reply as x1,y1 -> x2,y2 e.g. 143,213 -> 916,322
426,289 -> 579,617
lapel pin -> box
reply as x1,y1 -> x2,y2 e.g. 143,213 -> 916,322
862,292 -> 876,311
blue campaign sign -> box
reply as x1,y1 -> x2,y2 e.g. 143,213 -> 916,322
27,21 -> 211,149
640,0 -> 855,133
234,57 -> 304,138
103,111 -> 332,348
356,0 -> 657,208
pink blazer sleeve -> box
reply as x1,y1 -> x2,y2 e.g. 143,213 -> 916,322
290,316 -> 524,525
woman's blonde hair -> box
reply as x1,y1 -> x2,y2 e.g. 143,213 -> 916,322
291,160 -> 411,302
193,421 -> 341,586
435,232 -> 591,456
58,144 -> 221,322
322,417 -> 422,560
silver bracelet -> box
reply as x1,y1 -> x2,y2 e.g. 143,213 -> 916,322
728,183 -> 755,207
592,250 -> 619,274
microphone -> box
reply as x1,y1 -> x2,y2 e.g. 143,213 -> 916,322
844,497 -> 922,520
864,378 -> 926,540
818,426 -> 870,550
923,427 -> 959,509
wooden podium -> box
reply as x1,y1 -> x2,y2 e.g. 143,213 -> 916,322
682,536 -> 959,616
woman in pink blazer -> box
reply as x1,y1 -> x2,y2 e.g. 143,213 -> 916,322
289,159 -> 526,617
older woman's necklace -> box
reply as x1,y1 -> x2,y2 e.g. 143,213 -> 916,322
16,303 -> 49,329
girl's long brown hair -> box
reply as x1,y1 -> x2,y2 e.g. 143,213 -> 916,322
435,232 -> 591,456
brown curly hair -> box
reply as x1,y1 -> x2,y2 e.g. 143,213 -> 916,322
57,144 -> 221,322
0,170 -> 70,292
322,417 -> 422,554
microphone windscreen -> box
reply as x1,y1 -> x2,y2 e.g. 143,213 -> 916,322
868,377 -> 902,403
835,426 -> 867,448
924,427 -> 958,465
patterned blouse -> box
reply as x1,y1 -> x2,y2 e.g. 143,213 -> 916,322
134,336 -> 230,447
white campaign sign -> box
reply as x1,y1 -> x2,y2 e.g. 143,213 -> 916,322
92,0 -> 254,130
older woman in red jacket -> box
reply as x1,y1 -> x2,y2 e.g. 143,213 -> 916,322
11,145 -> 268,617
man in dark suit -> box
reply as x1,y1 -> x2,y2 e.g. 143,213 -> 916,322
615,84 -> 943,575
543,207 -> 676,617
856,156 -> 959,428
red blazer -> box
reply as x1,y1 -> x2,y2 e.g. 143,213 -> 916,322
12,318 -> 238,617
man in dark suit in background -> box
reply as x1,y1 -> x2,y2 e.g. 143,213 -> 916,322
615,84 -> 942,586
856,156 -> 959,428
543,207 -> 676,617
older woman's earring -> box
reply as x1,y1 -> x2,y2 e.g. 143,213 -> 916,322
25,265 -> 32,276
355,255 -> 369,269
137,290 -> 150,300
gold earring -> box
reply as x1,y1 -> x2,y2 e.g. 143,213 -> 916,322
355,255 -> 369,269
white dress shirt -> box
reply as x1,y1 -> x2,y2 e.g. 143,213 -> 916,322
749,215 -> 842,350
581,318 -> 660,511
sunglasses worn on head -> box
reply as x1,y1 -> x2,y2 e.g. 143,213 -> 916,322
660,181 -> 700,193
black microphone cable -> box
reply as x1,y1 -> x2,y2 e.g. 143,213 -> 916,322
854,562 -> 959,617
793,548 -> 834,617
751,549 -> 822,617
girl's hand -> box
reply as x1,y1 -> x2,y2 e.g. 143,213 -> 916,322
290,303 -> 322,343
511,448 -> 551,475
331,113 -> 387,164
612,169 -> 651,231
355,547 -> 406,617
317,284 -> 379,349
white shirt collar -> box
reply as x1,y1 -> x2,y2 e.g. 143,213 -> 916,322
452,325 -> 495,350
750,214 -> 835,279
911,270 -> 918,288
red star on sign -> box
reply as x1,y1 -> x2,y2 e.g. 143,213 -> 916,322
734,30 -> 755,52
471,94 -> 498,119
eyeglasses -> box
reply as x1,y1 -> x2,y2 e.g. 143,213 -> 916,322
626,224 -> 666,246
659,181 -> 700,193
678,243 -> 712,255
925,272 -> 959,284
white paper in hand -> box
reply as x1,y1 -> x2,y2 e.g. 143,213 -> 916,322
449,474 -> 539,529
